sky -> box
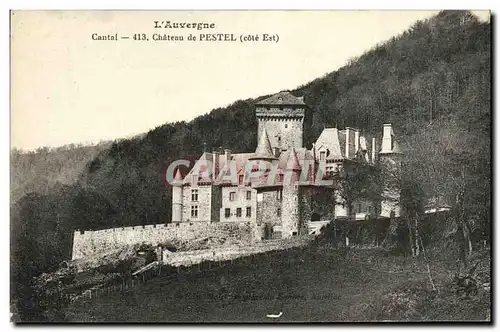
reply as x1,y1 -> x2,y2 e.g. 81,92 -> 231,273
10,10 -> 490,150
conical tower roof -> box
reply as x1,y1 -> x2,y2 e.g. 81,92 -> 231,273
172,167 -> 183,186
286,147 -> 301,171
251,127 -> 277,160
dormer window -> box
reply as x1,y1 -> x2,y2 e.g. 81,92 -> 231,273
278,97 -> 283,101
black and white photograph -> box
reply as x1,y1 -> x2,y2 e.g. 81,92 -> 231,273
9,9 -> 492,323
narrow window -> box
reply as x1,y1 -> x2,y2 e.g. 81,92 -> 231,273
320,151 -> 326,161
246,207 -> 252,217
246,191 -> 252,200
225,208 -> 230,218
277,189 -> 283,201
229,192 -> 236,201
191,205 -> 198,218
277,208 -> 281,217
236,208 -> 242,218
284,123 -> 288,129
239,174 -> 244,185
191,189 -> 198,202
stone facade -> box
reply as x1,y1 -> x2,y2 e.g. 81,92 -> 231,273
255,91 -> 312,151
181,184 -> 213,222
257,113 -> 306,151
219,186 -> 257,223
255,188 -> 283,239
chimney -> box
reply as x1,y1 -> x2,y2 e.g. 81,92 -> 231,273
212,151 -> 220,181
371,137 -> 377,164
224,149 -> 232,165
345,128 -> 350,159
345,127 -> 355,159
380,124 -> 393,154
354,129 -> 360,156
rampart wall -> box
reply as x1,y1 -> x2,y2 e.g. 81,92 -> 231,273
72,221 -> 251,260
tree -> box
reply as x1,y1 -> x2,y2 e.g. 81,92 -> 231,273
335,161 -> 382,220
400,118 -> 490,267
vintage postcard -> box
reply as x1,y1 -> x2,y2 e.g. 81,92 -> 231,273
10,10 -> 491,323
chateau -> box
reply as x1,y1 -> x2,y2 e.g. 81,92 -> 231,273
171,91 -> 402,240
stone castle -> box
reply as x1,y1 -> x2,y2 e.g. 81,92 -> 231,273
72,91 -> 403,260
171,91 -> 402,240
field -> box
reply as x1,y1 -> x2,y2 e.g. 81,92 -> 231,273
65,242 -> 491,323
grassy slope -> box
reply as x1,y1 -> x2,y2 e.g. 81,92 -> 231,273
65,246 -> 490,322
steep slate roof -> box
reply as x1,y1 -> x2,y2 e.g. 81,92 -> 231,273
256,91 -> 306,106
314,128 -> 344,160
172,168 -> 183,186
179,126 -> 377,187
286,147 -> 302,171
253,127 -> 277,160
182,152 -> 257,185
182,148 -> 320,187
313,127 -> 372,162
252,148 -> 318,188
174,168 -> 183,180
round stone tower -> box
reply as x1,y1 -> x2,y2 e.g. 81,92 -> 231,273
281,147 -> 302,238
171,168 -> 183,222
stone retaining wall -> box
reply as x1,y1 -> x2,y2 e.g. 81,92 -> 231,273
72,221 -> 251,260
